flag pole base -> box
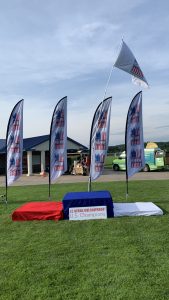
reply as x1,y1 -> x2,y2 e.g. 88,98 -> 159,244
0,194 -> 7,206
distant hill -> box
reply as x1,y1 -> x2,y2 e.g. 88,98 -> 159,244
108,144 -> 125,154
156,142 -> 169,152
108,142 -> 169,154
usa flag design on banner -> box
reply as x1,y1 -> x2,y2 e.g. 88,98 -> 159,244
6,99 -> 24,186
50,97 -> 67,183
125,91 -> 145,178
90,97 -> 112,181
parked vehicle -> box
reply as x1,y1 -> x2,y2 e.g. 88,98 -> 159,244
112,145 -> 165,172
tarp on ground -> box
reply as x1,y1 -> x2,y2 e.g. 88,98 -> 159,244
114,202 -> 163,217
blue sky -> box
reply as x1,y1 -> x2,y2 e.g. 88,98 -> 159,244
1,0 -> 169,147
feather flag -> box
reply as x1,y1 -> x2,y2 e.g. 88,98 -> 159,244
6,99 -> 24,186
125,91 -> 145,179
114,40 -> 149,88
49,96 -> 67,184
89,97 -> 112,182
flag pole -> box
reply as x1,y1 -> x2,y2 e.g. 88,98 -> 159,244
88,175 -> 92,192
5,107 -> 12,205
5,128 -> 8,204
88,102 -> 103,192
5,147 -> 8,205
48,160 -> 51,201
125,140 -> 129,200
88,40 -> 122,192
48,105 -> 54,201
103,40 -> 123,101
48,97 -> 67,200
5,99 -> 24,205
125,160 -> 129,200
48,101 -> 58,201
48,101 -> 59,200
125,91 -> 143,200
103,66 -> 114,101
125,97 -> 130,200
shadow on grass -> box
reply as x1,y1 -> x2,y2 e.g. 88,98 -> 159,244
156,204 -> 168,215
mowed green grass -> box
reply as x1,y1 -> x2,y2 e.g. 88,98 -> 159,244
1,180 -> 169,300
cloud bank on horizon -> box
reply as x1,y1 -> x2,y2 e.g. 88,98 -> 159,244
0,0 -> 169,147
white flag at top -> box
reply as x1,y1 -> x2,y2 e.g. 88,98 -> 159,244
50,96 -> 67,183
125,91 -> 145,178
6,99 -> 24,186
89,97 -> 112,181
114,40 -> 149,88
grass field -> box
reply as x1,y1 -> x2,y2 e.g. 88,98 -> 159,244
1,180 -> 169,299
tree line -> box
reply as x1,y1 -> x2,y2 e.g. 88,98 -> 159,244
108,142 -> 169,154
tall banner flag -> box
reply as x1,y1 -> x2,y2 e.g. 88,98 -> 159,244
114,40 -> 149,88
89,97 -> 112,189
6,99 -> 24,186
125,91 -> 145,183
49,96 -> 67,189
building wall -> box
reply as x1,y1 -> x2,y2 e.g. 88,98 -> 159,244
34,139 -> 84,151
0,138 -> 87,176
34,141 -> 49,151
67,140 -> 83,150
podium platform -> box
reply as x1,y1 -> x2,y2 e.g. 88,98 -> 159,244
62,191 -> 114,219
113,202 -> 163,217
12,201 -> 64,221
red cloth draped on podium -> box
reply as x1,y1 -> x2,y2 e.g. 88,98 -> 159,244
12,201 -> 63,221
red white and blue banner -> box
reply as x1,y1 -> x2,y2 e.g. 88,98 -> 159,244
125,91 -> 145,178
89,97 -> 112,181
6,99 -> 24,186
49,96 -> 67,183
114,40 -> 149,88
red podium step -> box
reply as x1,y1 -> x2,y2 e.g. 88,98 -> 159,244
12,201 -> 63,221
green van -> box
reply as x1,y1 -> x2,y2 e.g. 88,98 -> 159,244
112,148 -> 165,172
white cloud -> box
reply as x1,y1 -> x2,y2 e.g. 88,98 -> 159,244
0,0 -> 169,146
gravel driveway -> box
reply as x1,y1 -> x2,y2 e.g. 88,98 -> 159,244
1,170 -> 169,186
